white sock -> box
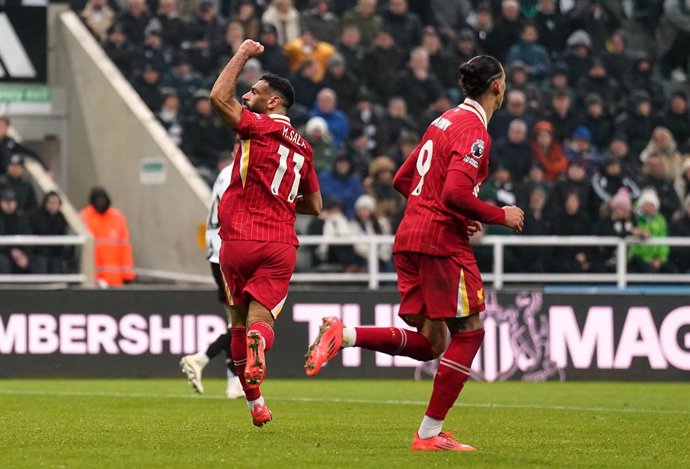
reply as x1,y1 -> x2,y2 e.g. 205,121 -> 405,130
196,353 -> 210,368
342,326 -> 357,347
247,395 -> 265,412
417,415 -> 444,439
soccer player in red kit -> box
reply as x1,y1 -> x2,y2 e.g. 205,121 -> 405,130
305,55 -> 524,450
210,39 -> 322,427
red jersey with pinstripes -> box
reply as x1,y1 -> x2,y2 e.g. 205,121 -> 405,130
393,99 -> 492,256
218,108 -> 319,246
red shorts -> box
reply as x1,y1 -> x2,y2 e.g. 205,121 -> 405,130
394,251 -> 486,321
219,240 -> 296,318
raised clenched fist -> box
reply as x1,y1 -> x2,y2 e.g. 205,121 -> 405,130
239,40 -> 264,58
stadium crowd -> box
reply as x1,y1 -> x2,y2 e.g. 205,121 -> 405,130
72,0 -> 690,274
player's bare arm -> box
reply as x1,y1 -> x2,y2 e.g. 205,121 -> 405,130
210,40 -> 264,128
502,205 -> 525,232
296,191 -> 323,215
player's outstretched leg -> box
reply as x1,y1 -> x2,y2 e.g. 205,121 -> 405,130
413,326 -> 485,451
304,316 -> 345,376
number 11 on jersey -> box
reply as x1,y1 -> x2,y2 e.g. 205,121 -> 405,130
271,144 -> 305,202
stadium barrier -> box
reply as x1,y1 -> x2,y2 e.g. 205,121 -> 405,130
1,288 -> 688,381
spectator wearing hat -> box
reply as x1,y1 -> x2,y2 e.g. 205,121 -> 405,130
640,127 -> 684,180
364,29 -> 405,102
283,29 -> 336,82
381,0 -> 423,54
392,48 -> 442,120
301,0 -> 339,44
304,116 -> 335,173
533,0 -> 568,57
542,89 -> 579,144
581,93 -> 614,151
336,24 -> 367,83
262,0 -> 301,45
137,25 -> 173,75
563,30 -> 594,85
492,119 -> 532,183
591,156 -> 641,213
103,23 -> 137,77
364,155 -> 402,220
81,0 -> 116,42
0,188 -> 33,274
187,1 -> 224,53
348,89 -> 386,152
134,62 -> 164,111
183,89 -> 234,179
604,135 -> 641,183
629,188 -> 674,273
661,92 -> 690,151
81,187 -> 135,286
155,0 -> 188,50
340,0 -> 382,48
350,194 -> 393,271
309,88 -> 349,148
30,191 -> 73,274
257,23 -> 290,77
565,126 -> 604,173
322,54 -> 359,113
593,187 -> 638,272
0,116 -> 43,178
318,155 -> 364,218
157,90 -> 184,146
615,90 -> 657,156
639,153 -> 681,221
506,22 -> 551,81
669,196 -> 690,273
231,0 -> 259,41
117,0 -> 150,45
531,120 -> 568,181
0,154 -> 37,212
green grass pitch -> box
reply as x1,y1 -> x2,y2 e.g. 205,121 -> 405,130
1,379 -> 688,468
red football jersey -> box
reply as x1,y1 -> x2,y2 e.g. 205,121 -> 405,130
393,98 -> 492,256
219,109 -> 319,246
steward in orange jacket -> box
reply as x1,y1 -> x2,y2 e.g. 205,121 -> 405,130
80,187 -> 135,286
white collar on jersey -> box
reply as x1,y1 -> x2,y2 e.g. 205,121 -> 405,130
269,113 -> 291,125
458,98 -> 488,129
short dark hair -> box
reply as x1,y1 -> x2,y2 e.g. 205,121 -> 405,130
260,73 -> 295,110
458,55 -> 503,99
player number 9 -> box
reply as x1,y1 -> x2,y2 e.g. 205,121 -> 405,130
411,139 -> 433,196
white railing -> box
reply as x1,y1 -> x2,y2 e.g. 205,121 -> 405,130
0,235 -> 91,284
296,235 -> 690,289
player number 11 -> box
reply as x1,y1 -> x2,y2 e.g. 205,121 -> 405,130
411,139 -> 433,196
271,144 -> 305,202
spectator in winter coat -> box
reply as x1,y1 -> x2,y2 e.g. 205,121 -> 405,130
183,90 -> 234,176
337,25 -> 367,82
593,187 -> 638,272
638,153 -> 681,223
629,189 -> 674,273
117,0 -> 150,45
257,24 -> 290,77
340,0 -> 382,47
492,119 -> 532,182
605,135 -> 641,183
155,0 -> 188,50
531,120 -> 568,181
661,92 -> 690,152
300,0 -> 339,44
133,62 -> 163,111
283,30 -> 336,82
591,157 -> 641,214
310,88 -> 350,148
562,30 -> 594,85
30,191 -> 72,274
615,90 -> 657,156
157,91 -> 184,147
542,90 -> 579,144
102,23 -> 137,78
485,0 -> 523,61
364,29 -> 405,101
0,117 -> 43,178
0,188 -> 32,274
350,194 -> 393,271
564,126 -> 604,174
318,155 -> 364,218
392,48 -> 442,119
381,0 -> 424,53
640,127 -> 685,180
506,23 -> 551,81
304,116 -> 335,174
321,54 -> 359,113
581,94 -> 614,151
262,0 -> 301,45
551,159 -> 597,220
516,185 -> 551,272
549,191 -> 594,273
0,154 -> 37,212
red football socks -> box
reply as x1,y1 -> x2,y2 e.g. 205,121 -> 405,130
248,321 -> 275,351
354,327 -> 436,361
230,327 -> 261,401
425,328 -> 485,421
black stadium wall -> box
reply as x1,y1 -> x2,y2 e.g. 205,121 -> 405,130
1,288 -> 689,381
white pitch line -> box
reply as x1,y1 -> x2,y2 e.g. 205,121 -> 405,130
0,389 -> 688,416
